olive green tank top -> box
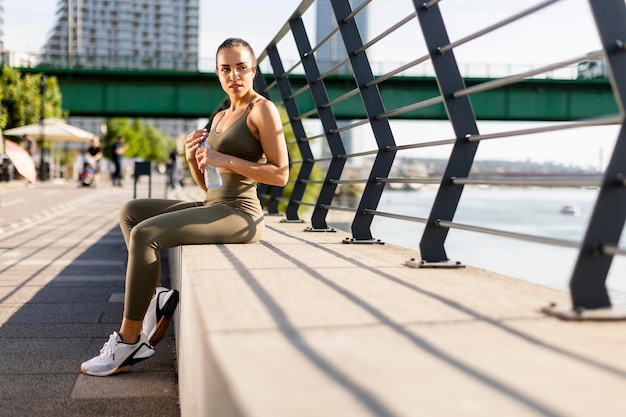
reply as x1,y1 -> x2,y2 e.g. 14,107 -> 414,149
208,99 -> 265,164
203,100 -> 265,220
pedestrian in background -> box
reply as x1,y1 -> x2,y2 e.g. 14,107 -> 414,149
22,134 -> 36,161
86,137 -> 103,186
166,147 -> 180,189
111,135 -> 127,187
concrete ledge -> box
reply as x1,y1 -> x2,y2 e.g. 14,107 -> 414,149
169,245 -> 243,417
169,216 -> 626,417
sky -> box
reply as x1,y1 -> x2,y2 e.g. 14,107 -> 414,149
2,0 -> 621,167
2,0 -> 605,69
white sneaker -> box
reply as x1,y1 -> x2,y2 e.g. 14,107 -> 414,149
142,287 -> 179,346
81,331 -> 154,377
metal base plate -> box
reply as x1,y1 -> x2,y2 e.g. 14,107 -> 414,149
280,219 -> 305,223
406,259 -> 465,268
541,303 -> 626,321
342,237 -> 384,245
304,226 -> 336,232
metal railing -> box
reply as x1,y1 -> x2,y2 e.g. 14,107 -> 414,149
1,51 -> 594,80
1,51 -> 199,72
216,0 -> 626,318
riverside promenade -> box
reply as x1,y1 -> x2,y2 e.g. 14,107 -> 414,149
2,175 -> 626,417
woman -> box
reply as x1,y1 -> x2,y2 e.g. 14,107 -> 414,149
80,38 -> 289,376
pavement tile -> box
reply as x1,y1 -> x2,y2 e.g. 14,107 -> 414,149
0,374 -> 77,401
0,285 -> 41,304
0,323 -> 119,338
72,371 -> 178,399
0,337 -> 91,374
0,398 -> 181,417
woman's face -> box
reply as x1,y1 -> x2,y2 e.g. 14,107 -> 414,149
216,46 -> 256,98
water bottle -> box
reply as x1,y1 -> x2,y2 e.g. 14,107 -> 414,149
201,139 -> 222,189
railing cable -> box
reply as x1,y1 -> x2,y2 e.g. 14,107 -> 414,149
438,0 -> 563,55
454,50 -> 606,99
436,220 -> 581,249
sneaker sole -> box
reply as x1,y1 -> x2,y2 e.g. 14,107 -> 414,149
80,363 -> 131,377
150,289 -> 179,346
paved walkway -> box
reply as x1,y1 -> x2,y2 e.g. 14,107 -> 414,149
0,176 -> 181,417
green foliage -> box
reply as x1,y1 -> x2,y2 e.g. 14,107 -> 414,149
101,117 -> 175,163
275,107 -> 325,216
0,67 -> 63,130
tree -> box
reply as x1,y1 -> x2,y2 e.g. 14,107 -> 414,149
101,117 -> 175,163
0,67 -> 63,130
0,75 -> 4,129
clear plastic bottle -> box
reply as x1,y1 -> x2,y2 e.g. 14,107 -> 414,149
201,139 -> 222,189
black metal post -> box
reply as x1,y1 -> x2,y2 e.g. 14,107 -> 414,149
253,68 -> 285,215
414,1 -> 481,263
39,75 -> 47,181
331,0 -> 397,242
566,0 -> 626,309
265,41 -> 310,222
289,16 -> 346,230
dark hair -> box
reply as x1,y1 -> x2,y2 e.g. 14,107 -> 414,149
216,38 -> 257,67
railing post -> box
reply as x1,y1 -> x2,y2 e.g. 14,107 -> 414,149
331,0 -> 397,242
414,1 -> 481,263
289,16 -> 346,230
133,160 -> 152,199
564,0 -> 626,310
253,69 -> 285,215
265,42 -> 311,222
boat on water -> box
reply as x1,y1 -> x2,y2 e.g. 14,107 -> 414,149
560,204 -> 581,216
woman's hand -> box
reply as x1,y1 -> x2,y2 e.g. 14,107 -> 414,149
195,144 -> 207,173
184,128 -> 211,190
195,143 -> 230,173
184,129 -> 207,168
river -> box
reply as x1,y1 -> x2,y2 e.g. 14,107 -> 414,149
327,187 -> 626,307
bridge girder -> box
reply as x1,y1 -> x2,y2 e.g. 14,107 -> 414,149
17,67 -> 617,121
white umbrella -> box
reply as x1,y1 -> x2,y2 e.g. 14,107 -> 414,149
3,118 -> 97,142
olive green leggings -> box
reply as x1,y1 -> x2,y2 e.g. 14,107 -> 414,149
118,198 -> 264,321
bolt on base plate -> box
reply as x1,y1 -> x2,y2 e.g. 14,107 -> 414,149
406,259 -> 465,268
304,226 -> 336,232
342,237 -> 384,244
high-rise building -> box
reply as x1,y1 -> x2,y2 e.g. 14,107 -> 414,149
315,0 -> 369,73
41,0 -> 201,138
0,0 -> 4,51
42,0 -> 199,71
315,0 -> 369,161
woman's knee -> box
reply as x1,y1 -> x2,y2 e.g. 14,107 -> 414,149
119,199 -> 138,225
129,222 -> 157,252
119,200 -> 131,225
119,199 -> 152,224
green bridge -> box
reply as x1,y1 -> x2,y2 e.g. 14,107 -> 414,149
17,66 -> 616,121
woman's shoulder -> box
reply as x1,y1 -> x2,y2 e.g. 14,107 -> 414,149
251,96 -> 279,116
